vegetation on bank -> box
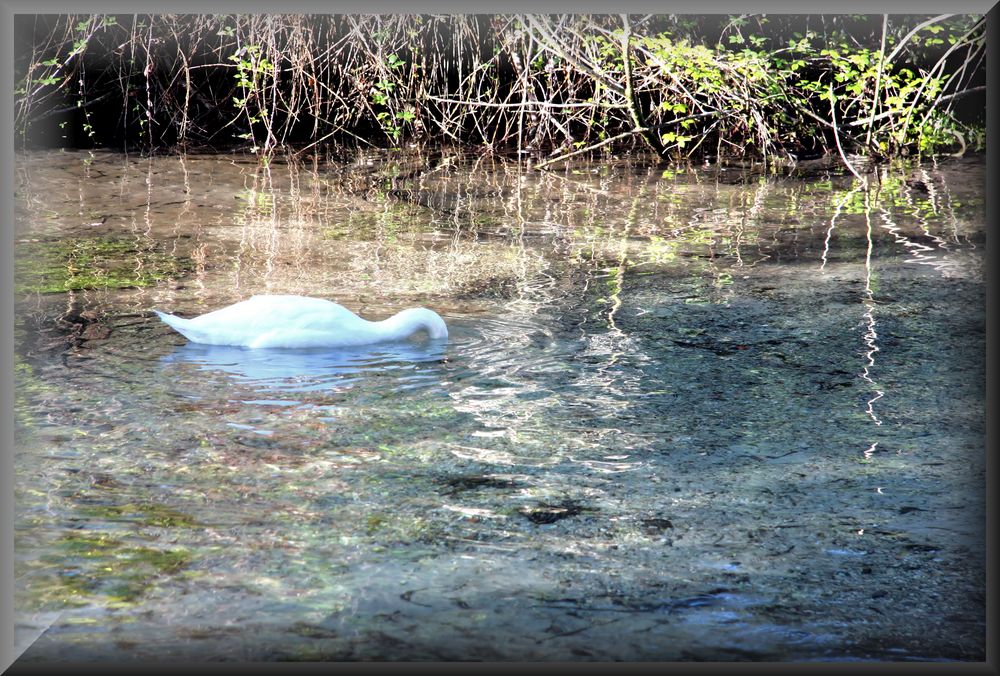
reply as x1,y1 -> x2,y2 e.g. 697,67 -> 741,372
14,14 -> 986,169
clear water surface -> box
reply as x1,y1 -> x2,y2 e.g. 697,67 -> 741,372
13,149 -> 986,661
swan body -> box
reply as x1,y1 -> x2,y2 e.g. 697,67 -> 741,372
154,295 -> 448,349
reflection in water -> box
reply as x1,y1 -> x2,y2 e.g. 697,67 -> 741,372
161,339 -> 449,394
878,202 -> 960,276
863,441 -> 879,460
820,184 -> 861,271
860,191 -> 884,427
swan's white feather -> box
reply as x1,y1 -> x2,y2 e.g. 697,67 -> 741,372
155,295 -> 447,349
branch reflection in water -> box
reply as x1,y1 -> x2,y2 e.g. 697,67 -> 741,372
860,189 -> 884,427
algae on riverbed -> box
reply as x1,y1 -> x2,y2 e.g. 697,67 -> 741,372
17,532 -> 192,609
14,236 -> 190,294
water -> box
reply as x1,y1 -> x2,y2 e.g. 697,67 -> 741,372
13,149 -> 986,661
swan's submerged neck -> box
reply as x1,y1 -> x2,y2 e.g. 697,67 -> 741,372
378,308 -> 448,341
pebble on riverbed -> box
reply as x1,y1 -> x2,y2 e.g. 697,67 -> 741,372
48,308 -> 114,348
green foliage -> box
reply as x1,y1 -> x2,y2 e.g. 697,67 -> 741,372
229,44 -> 276,151
618,15 -> 983,160
12,14 -> 985,162
368,55 -> 418,143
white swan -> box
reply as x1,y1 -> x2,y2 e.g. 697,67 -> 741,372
154,295 -> 448,349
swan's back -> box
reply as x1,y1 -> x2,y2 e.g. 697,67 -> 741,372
193,295 -> 359,330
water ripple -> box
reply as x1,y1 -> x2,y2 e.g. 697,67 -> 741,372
159,340 -> 449,396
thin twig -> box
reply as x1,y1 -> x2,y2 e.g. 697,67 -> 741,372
829,82 -> 866,182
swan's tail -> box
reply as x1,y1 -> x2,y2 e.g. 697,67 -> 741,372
154,310 -> 200,342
